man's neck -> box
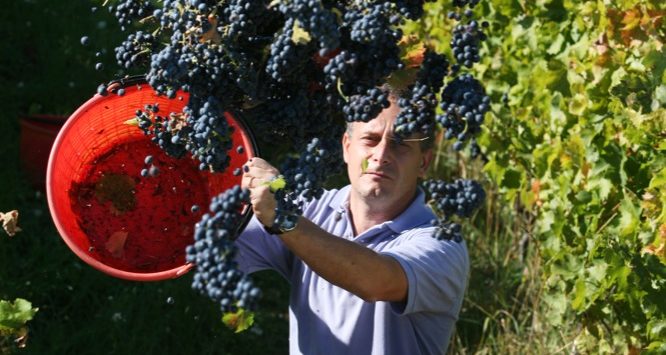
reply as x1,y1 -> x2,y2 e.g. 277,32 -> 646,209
347,188 -> 416,236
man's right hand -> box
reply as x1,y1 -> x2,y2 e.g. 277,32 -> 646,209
241,158 -> 281,228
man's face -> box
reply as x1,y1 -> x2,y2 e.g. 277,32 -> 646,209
342,102 -> 433,207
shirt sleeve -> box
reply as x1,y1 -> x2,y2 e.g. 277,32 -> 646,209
381,231 -> 470,317
234,215 -> 293,281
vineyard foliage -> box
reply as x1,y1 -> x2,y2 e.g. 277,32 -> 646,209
408,0 -> 666,352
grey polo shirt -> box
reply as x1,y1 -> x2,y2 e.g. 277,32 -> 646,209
235,185 -> 469,355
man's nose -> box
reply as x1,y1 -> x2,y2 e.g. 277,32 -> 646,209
371,137 -> 392,165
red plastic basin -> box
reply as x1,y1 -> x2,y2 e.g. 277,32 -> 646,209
47,81 -> 255,281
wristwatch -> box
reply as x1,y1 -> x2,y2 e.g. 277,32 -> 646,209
264,213 -> 299,235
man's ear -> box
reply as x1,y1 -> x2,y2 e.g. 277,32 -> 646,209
342,131 -> 350,164
419,149 -> 434,178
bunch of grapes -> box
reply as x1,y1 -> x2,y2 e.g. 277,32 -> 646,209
437,73 -> 490,152
186,186 -> 261,312
422,179 -> 486,242
91,0 -> 492,317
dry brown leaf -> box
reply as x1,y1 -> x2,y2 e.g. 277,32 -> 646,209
199,15 -> 220,44
1,210 -> 22,237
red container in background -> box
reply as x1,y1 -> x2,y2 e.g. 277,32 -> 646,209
47,79 -> 256,281
19,114 -> 67,191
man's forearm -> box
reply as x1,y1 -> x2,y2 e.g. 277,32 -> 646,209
277,216 -> 408,303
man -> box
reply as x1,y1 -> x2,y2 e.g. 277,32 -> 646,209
236,99 -> 469,354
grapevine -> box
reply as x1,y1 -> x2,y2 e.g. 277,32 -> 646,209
90,0 -> 491,325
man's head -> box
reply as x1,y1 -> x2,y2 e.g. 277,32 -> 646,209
342,94 -> 434,212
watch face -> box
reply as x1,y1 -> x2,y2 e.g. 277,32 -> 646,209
279,215 -> 299,233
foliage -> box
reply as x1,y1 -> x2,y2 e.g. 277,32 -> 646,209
409,0 -> 666,352
0,298 -> 37,352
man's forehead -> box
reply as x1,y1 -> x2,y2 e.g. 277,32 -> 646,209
355,116 -> 394,134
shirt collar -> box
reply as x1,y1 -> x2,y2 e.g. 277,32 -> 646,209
329,185 -> 435,235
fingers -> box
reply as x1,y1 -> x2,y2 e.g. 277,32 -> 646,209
241,158 -> 279,189
241,157 -> 279,227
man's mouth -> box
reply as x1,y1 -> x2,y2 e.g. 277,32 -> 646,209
364,171 -> 391,179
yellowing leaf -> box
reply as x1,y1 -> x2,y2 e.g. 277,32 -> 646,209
402,42 -> 425,68
621,9 -> 641,31
291,20 -> 311,45
264,175 -> 286,193
124,118 -> 140,126
361,158 -> 369,174
222,308 -> 255,333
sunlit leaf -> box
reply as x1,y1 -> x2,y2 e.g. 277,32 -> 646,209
222,308 -> 255,333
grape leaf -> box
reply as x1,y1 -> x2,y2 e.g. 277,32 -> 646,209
361,158 -> 369,174
264,175 -> 286,193
222,308 -> 255,333
0,299 -> 37,331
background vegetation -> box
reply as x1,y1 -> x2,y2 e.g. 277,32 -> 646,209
1,0 -> 664,354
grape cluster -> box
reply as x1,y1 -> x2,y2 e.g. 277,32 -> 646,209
135,103 -> 189,158
222,0 -> 277,41
265,18 -> 315,83
96,0 -> 491,316
422,178 -> 485,242
393,50 -> 448,139
186,186 -> 261,312
115,31 -> 155,69
450,20 -> 487,68
111,0 -> 154,31
343,87 -> 390,122
447,0 -> 488,69
266,137 -> 343,232
186,96 -> 234,172
275,0 -> 340,54
437,73 -> 490,151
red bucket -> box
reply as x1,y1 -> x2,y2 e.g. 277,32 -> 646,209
47,78 -> 256,281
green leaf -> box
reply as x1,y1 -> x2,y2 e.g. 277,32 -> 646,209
361,158 -> 369,174
0,299 -> 38,331
575,190 -> 592,204
291,20 -> 311,45
571,278 -> 587,311
617,198 -> 640,238
588,177 -> 613,201
568,93 -> 588,116
655,85 -> 666,105
546,33 -> 565,55
501,168 -> 522,189
222,308 -> 255,333
648,319 -> 666,339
